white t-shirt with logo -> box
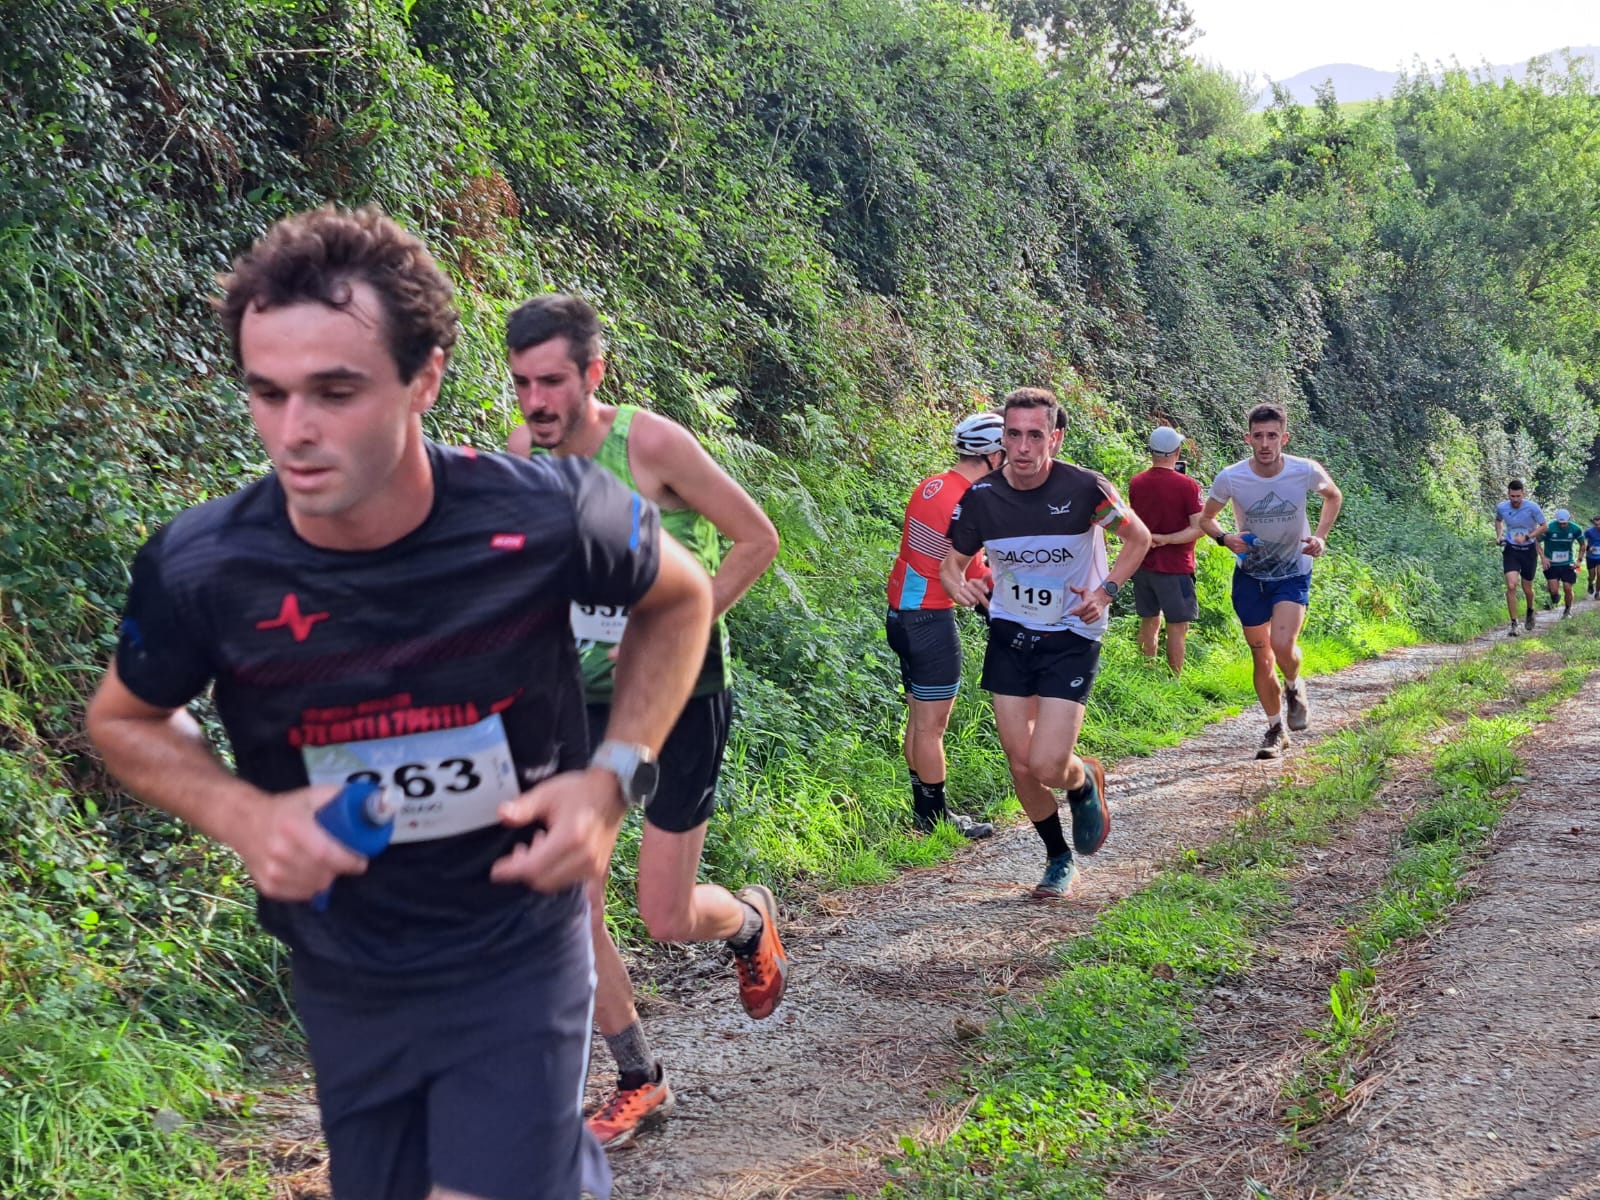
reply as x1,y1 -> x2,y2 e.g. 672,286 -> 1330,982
1209,454 -> 1333,581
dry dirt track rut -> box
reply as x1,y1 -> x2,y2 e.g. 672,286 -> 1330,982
604,623 -> 1528,1200
1309,670 -> 1600,1199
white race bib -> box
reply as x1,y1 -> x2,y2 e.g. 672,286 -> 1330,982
570,601 -> 629,645
302,714 -> 523,844
1001,571 -> 1067,625
1551,550 -> 1571,564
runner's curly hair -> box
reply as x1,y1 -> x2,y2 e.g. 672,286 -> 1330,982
215,205 -> 459,382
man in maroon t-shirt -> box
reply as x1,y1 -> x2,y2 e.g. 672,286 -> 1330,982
1127,426 -> 1205,673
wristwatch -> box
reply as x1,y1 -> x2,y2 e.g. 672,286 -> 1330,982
589,740 -> 660,810
1100,577 -> 1122,599
1212,532 -> 1229,546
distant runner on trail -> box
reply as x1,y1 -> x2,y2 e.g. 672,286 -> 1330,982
86,207 -> 715,1200
1127,425 -> 1205,675
505,294 -> 785,1152
1494,479 -> 1547,637
1584,515 -> 1600,599
885,412 -> 1006,840
1541,508 -> 1583,619
940,387 -> 1151,901
1199,403 -> 1343,760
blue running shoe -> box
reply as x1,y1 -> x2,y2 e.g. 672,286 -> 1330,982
1067,756 -> 1110,855
1031,852 -> 1076,901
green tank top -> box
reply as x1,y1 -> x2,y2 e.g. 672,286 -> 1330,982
574,405 -> 729,700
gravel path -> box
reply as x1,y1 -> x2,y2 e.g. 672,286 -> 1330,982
605,620 -> 1526,1200
1311,668 -> 1600,1199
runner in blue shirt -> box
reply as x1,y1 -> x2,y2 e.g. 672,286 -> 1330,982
1493,479 -> 1547,636
1584,515 -> 1600,599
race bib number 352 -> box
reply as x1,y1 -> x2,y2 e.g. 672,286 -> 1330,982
301,714 -> 521,844
570,601 -> 629,645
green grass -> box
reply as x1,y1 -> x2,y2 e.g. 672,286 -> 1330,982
883,611 -> 1600,1197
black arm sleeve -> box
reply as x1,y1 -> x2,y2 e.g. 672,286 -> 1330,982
948,493 -> 985,557
565,459 -> 662,607
114,528 -> 215,710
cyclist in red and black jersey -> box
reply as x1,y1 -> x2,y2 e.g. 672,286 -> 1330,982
85,208 -> 713,1200
942,388 -> 1151,901
886,412 -> 1004,839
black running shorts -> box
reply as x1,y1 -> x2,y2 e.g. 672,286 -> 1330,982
293,909 -> 608,1200
980,620 -> 1101,704
885,607 -> 962,702
587,690 -> 731,834
1131,568 -> 1199,623
1503,544 -> 1538,579
1544,563 -> 1578,584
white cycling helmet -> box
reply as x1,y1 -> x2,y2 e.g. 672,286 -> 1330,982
953,411 -> 1005,456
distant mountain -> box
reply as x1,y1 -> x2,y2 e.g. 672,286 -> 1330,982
1258,46 -> 1599,108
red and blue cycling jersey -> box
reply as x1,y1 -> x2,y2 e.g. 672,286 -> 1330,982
888,470 -> 987,610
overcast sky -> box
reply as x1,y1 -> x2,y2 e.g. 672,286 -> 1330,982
1187,0 -> 1598,82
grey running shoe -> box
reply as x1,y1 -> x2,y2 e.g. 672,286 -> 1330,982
1030,852 -> 1076,901
1255,722 -> 1289,760
1284,680 -> 1309,732
1563,606 -> 1573,619
949,813 -> 995,839
1508,621 -> 1520,638
1525,608 -> 1536,631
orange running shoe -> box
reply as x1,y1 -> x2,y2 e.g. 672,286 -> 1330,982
732,884 -> 789,1020
586,1071 -> 675,1150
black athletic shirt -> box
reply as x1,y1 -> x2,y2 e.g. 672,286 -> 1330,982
948,461 -> 1129,641
114,441 -> 659,992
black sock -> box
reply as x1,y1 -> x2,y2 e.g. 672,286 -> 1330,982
728,901 -> 764,956
912,777 -> 946,826
1032,812 -> 1070,859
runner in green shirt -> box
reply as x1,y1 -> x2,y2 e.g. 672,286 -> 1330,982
1540,509 -> 1584,618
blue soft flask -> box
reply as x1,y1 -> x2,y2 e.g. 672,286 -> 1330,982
311,779 -> 395,911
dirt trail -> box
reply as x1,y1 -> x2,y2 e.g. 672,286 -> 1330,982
1307,671 -> 1600,1199
604,624 -> 1519,1200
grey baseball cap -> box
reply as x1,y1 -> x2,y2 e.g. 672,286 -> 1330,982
1148,426 -> 1183,454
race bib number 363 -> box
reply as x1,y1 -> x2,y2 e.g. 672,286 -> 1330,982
301,714 -> 521,844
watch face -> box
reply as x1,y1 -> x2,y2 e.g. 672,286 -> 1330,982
632,759 -> 661,805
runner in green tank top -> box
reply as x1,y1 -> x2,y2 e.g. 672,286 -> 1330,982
1541,509 -> 1584,619
575,405 -> 731,701
506,294 -> 785,1152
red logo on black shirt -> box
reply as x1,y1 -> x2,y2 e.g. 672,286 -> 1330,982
490,533 -> 526,551
256,594 -> 330,643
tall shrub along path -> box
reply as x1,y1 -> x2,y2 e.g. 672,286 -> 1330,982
254,620 -> 1536,1200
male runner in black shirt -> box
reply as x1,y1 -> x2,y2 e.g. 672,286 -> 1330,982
941,388 -> 1150,900
85,206 -> 713,1200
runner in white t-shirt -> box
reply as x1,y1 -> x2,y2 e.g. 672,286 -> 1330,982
1198,403 -> 1343,760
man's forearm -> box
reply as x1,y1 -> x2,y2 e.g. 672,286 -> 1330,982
1108,521 -> 1151,584
710,536 -> 779,621
604,545 -> 713,753
1314,492 -> 1343,540
88,705 -> 260,849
